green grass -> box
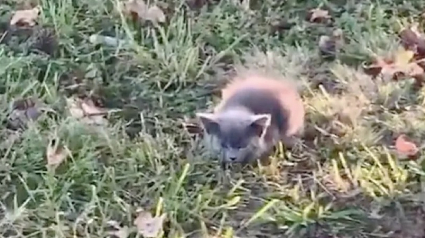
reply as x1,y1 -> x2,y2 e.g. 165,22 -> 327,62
2,0 -> 425,237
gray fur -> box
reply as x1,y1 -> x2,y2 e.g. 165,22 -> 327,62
197,107 -> 270,164
197,78 -> 303,166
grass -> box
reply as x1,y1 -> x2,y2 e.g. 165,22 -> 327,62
1,0 -> 425,237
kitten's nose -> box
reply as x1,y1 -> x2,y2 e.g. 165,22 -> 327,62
229,156 -> 237,161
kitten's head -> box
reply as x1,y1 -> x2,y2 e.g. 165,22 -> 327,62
196,109 -> 271,164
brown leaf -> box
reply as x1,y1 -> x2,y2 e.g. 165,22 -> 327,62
399,22 -> 425,57
10,6 -> 41,27
307,8 -> 331,23
7,97 -> 44,130
182,117 -> 204,135
107,220 -> 129,238
66,97 -> 109,125
121,0 -> 166,24
318,29 -> 344,58
363,48 -> 425,81
134,211 -> 166,238
318,35 -> 334,56
395,134 -> 419,158
145,6 -> 166,24
46,139 -> 68,169
80,98 -> 107,116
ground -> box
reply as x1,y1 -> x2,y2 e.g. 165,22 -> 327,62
1,0 -> 425,237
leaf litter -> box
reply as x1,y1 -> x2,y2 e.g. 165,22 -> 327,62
363,47 -> 425,81
395,134 -> 419,159
107,220 -> 129,238
66,97 -> 111,125
307,7 -> 331,23
318,28 -> 344,58
46,138 -> 69,169
399,22 -> 425,57
134,210 -> 167,238
7,97 -> 45,130
362,21 -> 425,86
119,0 -> 166,24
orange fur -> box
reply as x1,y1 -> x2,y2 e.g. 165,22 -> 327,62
215,72 -> 305,138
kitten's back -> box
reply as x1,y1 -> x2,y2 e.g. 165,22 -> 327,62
215,73 -> 305,139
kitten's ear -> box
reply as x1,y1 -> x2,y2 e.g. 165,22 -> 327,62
196,113 -> 220,135
249,114 -> 271,137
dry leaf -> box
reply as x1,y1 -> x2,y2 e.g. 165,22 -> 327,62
318,29 -> 344,58
399,22 -> 425,57
122,0 -> 166,24
395,134 -> 419,158
182,117 -> 204,135
134,211 -> 167,238
7,98 -> 43,130
80,98 -> 106,116
307,8 -> 331,23
66,97 -> 109,125
318,35 -> 334,55
121,0 -> 148,21
363,48 -> 425,81
67,97 -> 85,119
146,5 -> 166,24
46,139 -> 68,169
10,6 -> 41,26
107,220 -> 129,238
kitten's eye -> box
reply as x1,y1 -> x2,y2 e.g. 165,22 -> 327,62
235,145 -> 243,149
220,142 -> 228,148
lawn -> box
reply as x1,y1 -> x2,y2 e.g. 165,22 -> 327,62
1,0 -> 425,237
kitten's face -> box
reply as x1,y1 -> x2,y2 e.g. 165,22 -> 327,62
196,110 -> 271,164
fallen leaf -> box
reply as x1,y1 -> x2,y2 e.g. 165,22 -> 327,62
381,49 -> 424,80
182,117 -> 204,135
399,22 -> 425,57
395,134 -> 419,158
307,8 -> 331,23
363,48 -> 425,81
10,5 -> 41,27
122,0 -> 166,24
318,35 -> 335,57
80,98 -> 107,116
7,97 -> 44,130
121,0 -> 148,21
134,211 -> 167,238
107,220 -> 129,238
67,97 -> 85,119
145,6 -> 166,24
46,139 -> 68,169
318,29 -> 344,58
66,97 -> 109,125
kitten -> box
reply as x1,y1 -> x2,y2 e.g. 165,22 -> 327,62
196,71 -> 305,168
